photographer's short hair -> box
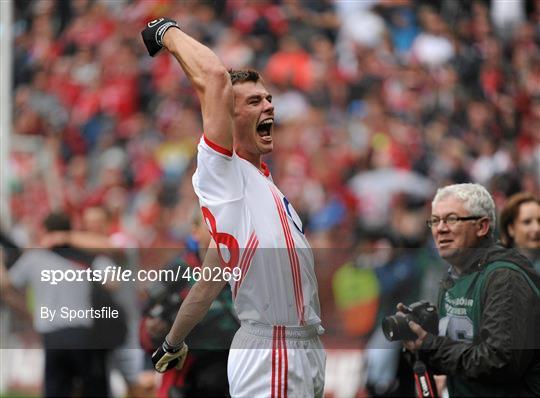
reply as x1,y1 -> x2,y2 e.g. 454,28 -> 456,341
432,183 -> 496,234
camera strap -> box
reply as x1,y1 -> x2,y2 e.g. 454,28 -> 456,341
413,354 -> 438,398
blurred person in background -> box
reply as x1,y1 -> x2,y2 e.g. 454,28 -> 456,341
9,0 -> 540,253
1,212 -> 113,397
39,206 -> 145,396
499,192 -> 540,272
344,228 -> 418,397
79,206 -> 145,398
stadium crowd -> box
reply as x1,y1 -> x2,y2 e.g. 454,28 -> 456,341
9,0 -> 539,249
4,0 -> 540,396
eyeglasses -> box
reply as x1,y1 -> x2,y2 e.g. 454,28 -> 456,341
426,215 -> 484,228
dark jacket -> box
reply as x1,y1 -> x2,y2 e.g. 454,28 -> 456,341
420,243 -> 540,397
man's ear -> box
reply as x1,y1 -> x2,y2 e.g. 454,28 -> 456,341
476,217 -> 491,238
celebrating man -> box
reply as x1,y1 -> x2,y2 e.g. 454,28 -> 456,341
141,18 -> 325,397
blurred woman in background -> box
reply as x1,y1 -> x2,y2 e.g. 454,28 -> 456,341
500,192 -> 540,272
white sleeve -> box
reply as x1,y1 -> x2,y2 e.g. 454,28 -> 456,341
192,135 -> 245,207
191,136 -> 252,271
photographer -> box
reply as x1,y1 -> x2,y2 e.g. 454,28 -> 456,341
396,184 -> 540,396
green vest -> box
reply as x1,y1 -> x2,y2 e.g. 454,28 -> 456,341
438,261 -> 540,397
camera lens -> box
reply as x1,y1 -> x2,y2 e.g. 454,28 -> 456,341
382,315 -> 400,341
381,315 -> 417,341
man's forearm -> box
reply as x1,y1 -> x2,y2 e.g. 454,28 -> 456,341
162,28 -> 225,93
69,231 -> 115,250
166,278 -> 226,346
166,240 -> 227,346
160,27 -> 233,151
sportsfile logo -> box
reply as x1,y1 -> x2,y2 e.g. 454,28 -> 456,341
148,18 -> 164,28
40,265 -> 242,285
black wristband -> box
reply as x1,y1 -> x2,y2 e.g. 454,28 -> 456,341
141,17 -> 180,57
163,337 -> 183,353
155,21 -> 179,46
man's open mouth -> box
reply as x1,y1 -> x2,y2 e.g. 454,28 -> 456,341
257,119 -> 273,137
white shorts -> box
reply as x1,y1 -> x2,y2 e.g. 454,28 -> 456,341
228,323 -> 326,398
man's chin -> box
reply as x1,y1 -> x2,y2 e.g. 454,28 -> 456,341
440,247 -> 467,263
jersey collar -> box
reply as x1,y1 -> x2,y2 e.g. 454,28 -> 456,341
260,162 -> 270,177
236,152 -> 271,178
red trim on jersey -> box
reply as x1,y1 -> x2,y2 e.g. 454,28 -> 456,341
203,134 -> 233,157
233,232 -> 259,298
272,326 -> 288,398
282,326 -> 288,398
277,326 -> 282,398
260,161 -> 271,177
271,188 -> 304,325
272,326 -> 277,398
270,186 -> 305,325
238,239 -> 258,295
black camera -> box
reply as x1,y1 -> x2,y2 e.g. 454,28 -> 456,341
382,301 -> 439,341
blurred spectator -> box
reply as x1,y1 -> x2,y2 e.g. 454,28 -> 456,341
265,34 -> 314,91
10,0 -> 540,249
384,3 -> 419,56
410,6 -> 455,68
336,4 -> 387,77
491,0 -> 526,41
2,212 -> 112,397
229,0 -> 288,65
348,167 -> 434,229
79,206 -> 145,397
332,228 -> 418,397
499,192 -> 540,271
215,27 -> 255,69
38,205 -> 145,395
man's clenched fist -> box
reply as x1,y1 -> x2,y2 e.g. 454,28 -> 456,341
152,340 -> 189,373
140,17 -> 180,57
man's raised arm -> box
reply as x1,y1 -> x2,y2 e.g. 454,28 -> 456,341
141,18 -> 233,152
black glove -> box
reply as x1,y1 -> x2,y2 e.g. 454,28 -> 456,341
141,17 -> 180,57
152,339 -> 189,373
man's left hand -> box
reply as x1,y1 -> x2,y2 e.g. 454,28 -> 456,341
152,341 -> 188,373
403,320 -> 428,353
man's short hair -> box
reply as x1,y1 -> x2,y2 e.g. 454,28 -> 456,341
432,183 -> 496,234
43,211 -> 72,232
229,69 -> 261,86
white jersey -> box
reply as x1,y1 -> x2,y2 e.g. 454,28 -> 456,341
192,136 -> 321,327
